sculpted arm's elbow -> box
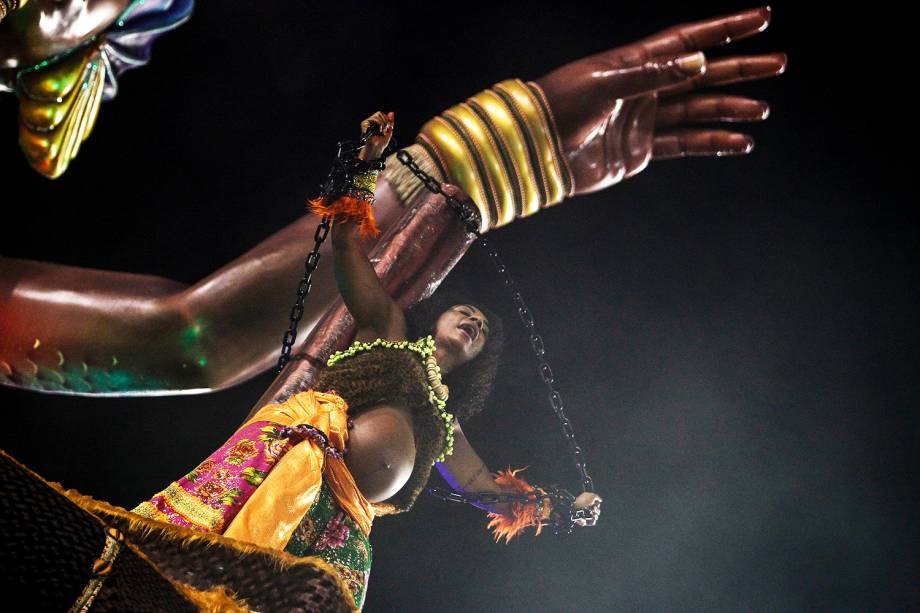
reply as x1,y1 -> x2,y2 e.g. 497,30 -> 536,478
0,260 -> 215,394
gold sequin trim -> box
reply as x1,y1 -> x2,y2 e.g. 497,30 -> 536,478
352,170 -> 379,194
161,482 -> 225,531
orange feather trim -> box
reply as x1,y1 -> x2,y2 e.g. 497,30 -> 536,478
308,195 -> 380,239
486,467 -> 547,544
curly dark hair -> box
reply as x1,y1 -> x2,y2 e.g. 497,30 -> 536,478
404,291 -> 505,424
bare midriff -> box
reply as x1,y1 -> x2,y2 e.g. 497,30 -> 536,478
344,403 -> 416,503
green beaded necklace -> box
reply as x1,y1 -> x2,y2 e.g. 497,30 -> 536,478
327,335 -> 455,463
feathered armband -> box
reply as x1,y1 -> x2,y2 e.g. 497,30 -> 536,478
308,180 -> 379,239
486,467 -> 553,544
310,145 -> 385,239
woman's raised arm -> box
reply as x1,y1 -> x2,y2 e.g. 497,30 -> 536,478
329,112 -> 407,342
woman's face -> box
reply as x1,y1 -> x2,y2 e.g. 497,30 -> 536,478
433,304 -> 490,368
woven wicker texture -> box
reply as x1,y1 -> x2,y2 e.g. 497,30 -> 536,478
97,508 -> 355,612
0,451 -> 198,611
0,451 -> 355,612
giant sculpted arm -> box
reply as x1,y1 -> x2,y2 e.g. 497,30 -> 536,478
0,7 -> 785,395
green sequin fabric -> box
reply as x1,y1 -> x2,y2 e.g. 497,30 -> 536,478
285,483 -> 373,608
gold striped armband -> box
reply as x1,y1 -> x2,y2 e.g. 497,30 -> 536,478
394,79 -> 574,233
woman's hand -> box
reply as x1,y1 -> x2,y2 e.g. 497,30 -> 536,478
535,6 -> 786,194
359,111 -> 395,160
572,491 -> 603,527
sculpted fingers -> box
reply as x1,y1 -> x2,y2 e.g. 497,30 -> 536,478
533,9 -> 783,193
638,6 -> 772,58
537,44 -> 708,114
656,94 -> 769,128
662,53 -> 787,96
652,129 -> 754,159
594,51 -> 707,101
704,52 -> 788,86
594,47 -> 783,103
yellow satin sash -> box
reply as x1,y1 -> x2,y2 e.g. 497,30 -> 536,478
222,390 -> 374,550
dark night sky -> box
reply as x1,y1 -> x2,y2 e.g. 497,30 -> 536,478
1,2 -> 916,611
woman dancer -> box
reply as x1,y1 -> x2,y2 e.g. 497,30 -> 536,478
126,111 -> 602,609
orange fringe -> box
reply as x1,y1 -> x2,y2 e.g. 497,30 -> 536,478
486,467 -> 546,544
308,195 -> 379,239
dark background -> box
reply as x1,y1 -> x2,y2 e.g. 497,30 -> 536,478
1,2 -> 916,611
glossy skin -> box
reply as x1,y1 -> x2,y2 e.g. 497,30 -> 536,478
537,6 -> 784,192
347,405 -> 416,503
430,304 -> 490,373
346,304 -> 487,503
0,7 -> 787,396
0,0 -> 131,68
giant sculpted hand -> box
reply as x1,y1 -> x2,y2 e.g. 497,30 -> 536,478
537,6 -> 785,193
0,7 -> 787,397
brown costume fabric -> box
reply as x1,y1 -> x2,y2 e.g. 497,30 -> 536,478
313,345 -> 446,513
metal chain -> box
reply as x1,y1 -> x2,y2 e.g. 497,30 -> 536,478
428,486 -> 564,507
277,127 -> 395,372
277,215 -> 331,371
396,149 -> 596,531
427,485 -> 596,534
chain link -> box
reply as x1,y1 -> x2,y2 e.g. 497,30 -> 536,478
277,215 -> 331,371
427,484 -> 595,534
396,149 -> 597,532
277,126 -> 396,372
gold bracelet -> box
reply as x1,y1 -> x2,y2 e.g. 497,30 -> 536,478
351,170 -> 379,194
415,79 -> 574,232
